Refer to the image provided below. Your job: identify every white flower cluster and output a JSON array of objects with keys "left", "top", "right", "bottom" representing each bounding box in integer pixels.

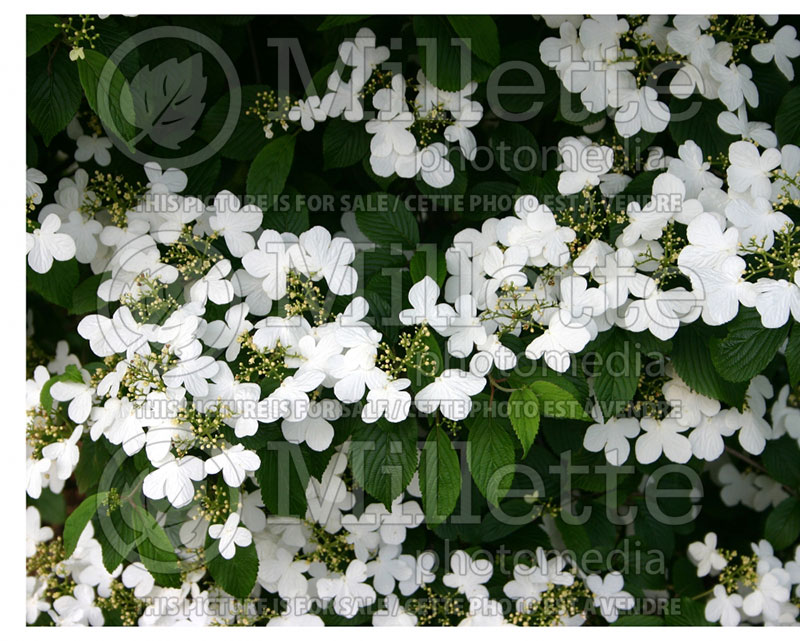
[
  {"left": 286, "top": 28, "right": 479, "bottom": 188},
  {"left": 688, "top": 533, "right": 800, "bottom": 626},
  {"left": 540, "top": 15, "right": 800, "bottom": 138}
]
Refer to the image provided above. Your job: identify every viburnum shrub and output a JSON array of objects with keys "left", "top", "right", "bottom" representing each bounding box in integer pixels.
[{"left": 25, "top": 13, "right": 800, "bottom": 627}]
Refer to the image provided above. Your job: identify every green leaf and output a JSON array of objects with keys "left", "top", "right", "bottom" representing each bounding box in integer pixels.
[
  {"left": 419, "top": 426, "right": 462, "bottom": 525},
  {"left": 762, "top": 436, "right": 800, "bottom": 489},
  {"left": 669, "top": 98, "right": 737, "bottom": 158},
  {"left": 317, "top": 16, "right": 369, "bottom": 31},
  {"left": 527, "top": 380, "right": 592, "bottom": 421},
  {"left": 27, "top": 15, "right": 61, "bottom": 57},
  {"left": 765, "top": 497, "right": 800, "bottom": 550},
  {"left": 27, "top": 50, "right": 83, "bottom": 144},
  {"left": 350, "top": 418, "right": 418, "bottom": 508},
  {"left": 592, "top": 329, "right": 642, "bottom": 420},
  {"left": 323, "top": 118, "right": 371, "bottom": 169},
  {"left": 255, "top": 439, "right": 309, "bottom": 517},
  {"left": 664, "top": 597, "right": 713, "bottom": 626},
  {"left": 710, "top": 308, "right": 789, "bottom": 382},
  {"left": 447, "top": 16, "right": 500, "bottom": 66},
  {"left": 488, "top": 121, "right": 539, "bottom": 182},
  {"left": 466, "top": 415, "right": 515, "bottom": 506},
  {"left": 409, "top": 248, "right": 447, "bottom": 286},
  {"left": 77, "top": 49, "right": 136, "bottom": 143},
  {"left": 775, "top": 86, "right": 800, "bottom": 146},
  {"left": 612, "top": 615, "right": 665, "bottom": 626},
  {"left": 786, "top": 323, "right": 800, "bottom": 388},
  {"left": 354, "top": 193, "right": 419, "bottom": 248},
  {"left": 64, "top": 492, "right": 109, "bottom": 557},
  {"left": 205, "top": 534, "right": 259, "bottom": 599},
  {"left": 31, "top": 488, "right": 66, "bottom": 526},
  {"left": 95, "top": 502, "right": 137, "bottom": 574},
  {"left": 671, "top": 324, "right": 747, "bottom": 407},
  {"left": 508, "top": 387, "right": 540, "bottom": 457},
  {"left": 199, "top": 84, "right": 272, "bottom": 161},
  {"left": 70, "top": 273, "right": 105, "bottom": 316},
  {"left": 414, "top": 16, "right": 475, "bottom": 92},
  {"left": 27, "top": 259, "right": 80, "bottom": 308},
  {"left": 246, "top": 135, "right": 296, "bottom": 208},
  {"left": 131, "top": 505, "right": 182, "bottom": 588}
]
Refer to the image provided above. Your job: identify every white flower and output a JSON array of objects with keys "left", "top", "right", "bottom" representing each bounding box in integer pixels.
[
  {"left": 258, "top": 370, "right": 325, "bottom": 423},
  {"left": 709, "top": 62, "right": 758, "bottom": 110},
  {"left": 77, "top": 306, "right": 156, "bottom": 359},
  {"left": 725, "top": 197, "right": 791, "bottom": 251},
  {"left": 415, "top": 369, "right": 486, "bottom": 421},
  {"left": 208, "top": 512, "right": 252, "bottom": 560},
  {"left": 26, "top": 213, "right": 76, "bottom": 273},
  {"left": 50, "top": 370, "right": 94, "bottom": 424},
  {"left": 442, "top": 550, "right": 492, "bottom": 599},
  {"left": 242, "top": 230, "right": 294, "bottom": 301},
  {"left": 121, "top": 562, "right": 155, "bottom": 598},
  {"left": 282, "top": 398, "right": 341, "bottom": 451},
  {"left": 742, "top": 564, "right": 791, "bottom": 620},
  {"left": 622, "top": 275, "right": 698, "bottom": 341},
  {"left": 398, "top": 276, "right": 454, "bottom": 331},
  {"left": 705, "top": 584, "right": 743, "bottom": 626},
  {"left": 189, "top": 259, "right": 234, "bottom": 306},
  {"left": 417, "top": 142, "right": 455, "bottom": 188},
  {"left": 688, "top": 533, "right": 728, "bottom": 577},
  {"left": 204, "top": 444, "right": 260, "bottom": 487},
  {"left": 75, "top": 133, "right": 112, "bottom": 166},
  {"left": 27, "top": 577, "right": 50, "bottom": 624},
  {"left": 754, "top": 277, "right": 800, "bottom": 328},
  {"left": 209, "top": 191, "right": 262, "bottom": 257},
  {"left": 202, "top": 302, "right": 252, "bottom": 362},
  {"left": 142, "top": 454, "right": 206, "bottom": 508},
  {"left": 496, "top": 195, "right": 576, "bottom": 267},
  {"left": 726, "top": 141, "right": 781, "bottom": 199},
  {"left": 614, "top": 86, "right": 670, "bottom": 137},
  {"left": 362, "top": 374, "right": 412, "bottom": 424},
  {"left": 26, "top": 506, "right": 53, "bottom": 557},
  {"left": 444, "top": 102, "right": 482, "bottom": 160},
  {"left": 751, "top": 25, "right": 800, "bottom": 80},
  {"left": 26, "top": 167, "right": 47, "bottom": 204},
  {"left": 258, "top": 545, "right": 309, "bottom": 598},
  {"left": 288, "top": 96, "right": 326, "bottom": 131},
  {"left": 289, "top": 226, "right": 357, "bottom": 295},
  {"left": 583, "top": 416, "right": 640, "bottom": 465},
  {"left": 667, "top": 140, "right": 722, "bottom": 199},
  {"left": 579, "top": 14, "right": 629, "bottom": 53},
  {"left": 163, "top": 355, "right": 220, "bottom": 397},
  {"left": 374, "top": 498, "right": 424, "bottom": 545},
  {"left": 469, "top": 334, "right": 517, "bottom": 377},
  {"left": 635, "top": 416, "right": 691, "bottom": 464},
  {"left": 52, "top": 584, "right": 104, "bottom": 626},
  {"left": 526, "top": 314, "right": 591, "bottom": 373},
  {"left": 41, "top": 425, "right": 83, "bottom": 481},
  {"left": 584, "top": 572, "right": 634, "bottom": 623},
  {"left": 445, "top": 294, "right": 486, "bottom": 358},
  {"left": 338, "top": 27, "right": 389, "bottom": 89},
  {"left": 366, "top": 544, "right": 413, "bottom": 595},
  {"left": 592, "top": 248, "right": 636, "bottom": 309},
  {"left": 717, "top": 106, "right": 778, "bottom": 148},
  {"left": 317, "top": 559, "right": 377, "bottom": 618},
  {"left": 556, "top": 136, "right": 613, "bottom": 195},
  {"left": 662, "top": 371, "right": 721, "bottom": 428},
  {"left": 717, "top": 463, "right": 757, "bottom": 507}
]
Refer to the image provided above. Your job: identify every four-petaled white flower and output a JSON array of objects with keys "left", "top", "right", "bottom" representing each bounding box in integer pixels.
[{"left": 208, "top": 512, "right": 252, "bottom": 560}]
